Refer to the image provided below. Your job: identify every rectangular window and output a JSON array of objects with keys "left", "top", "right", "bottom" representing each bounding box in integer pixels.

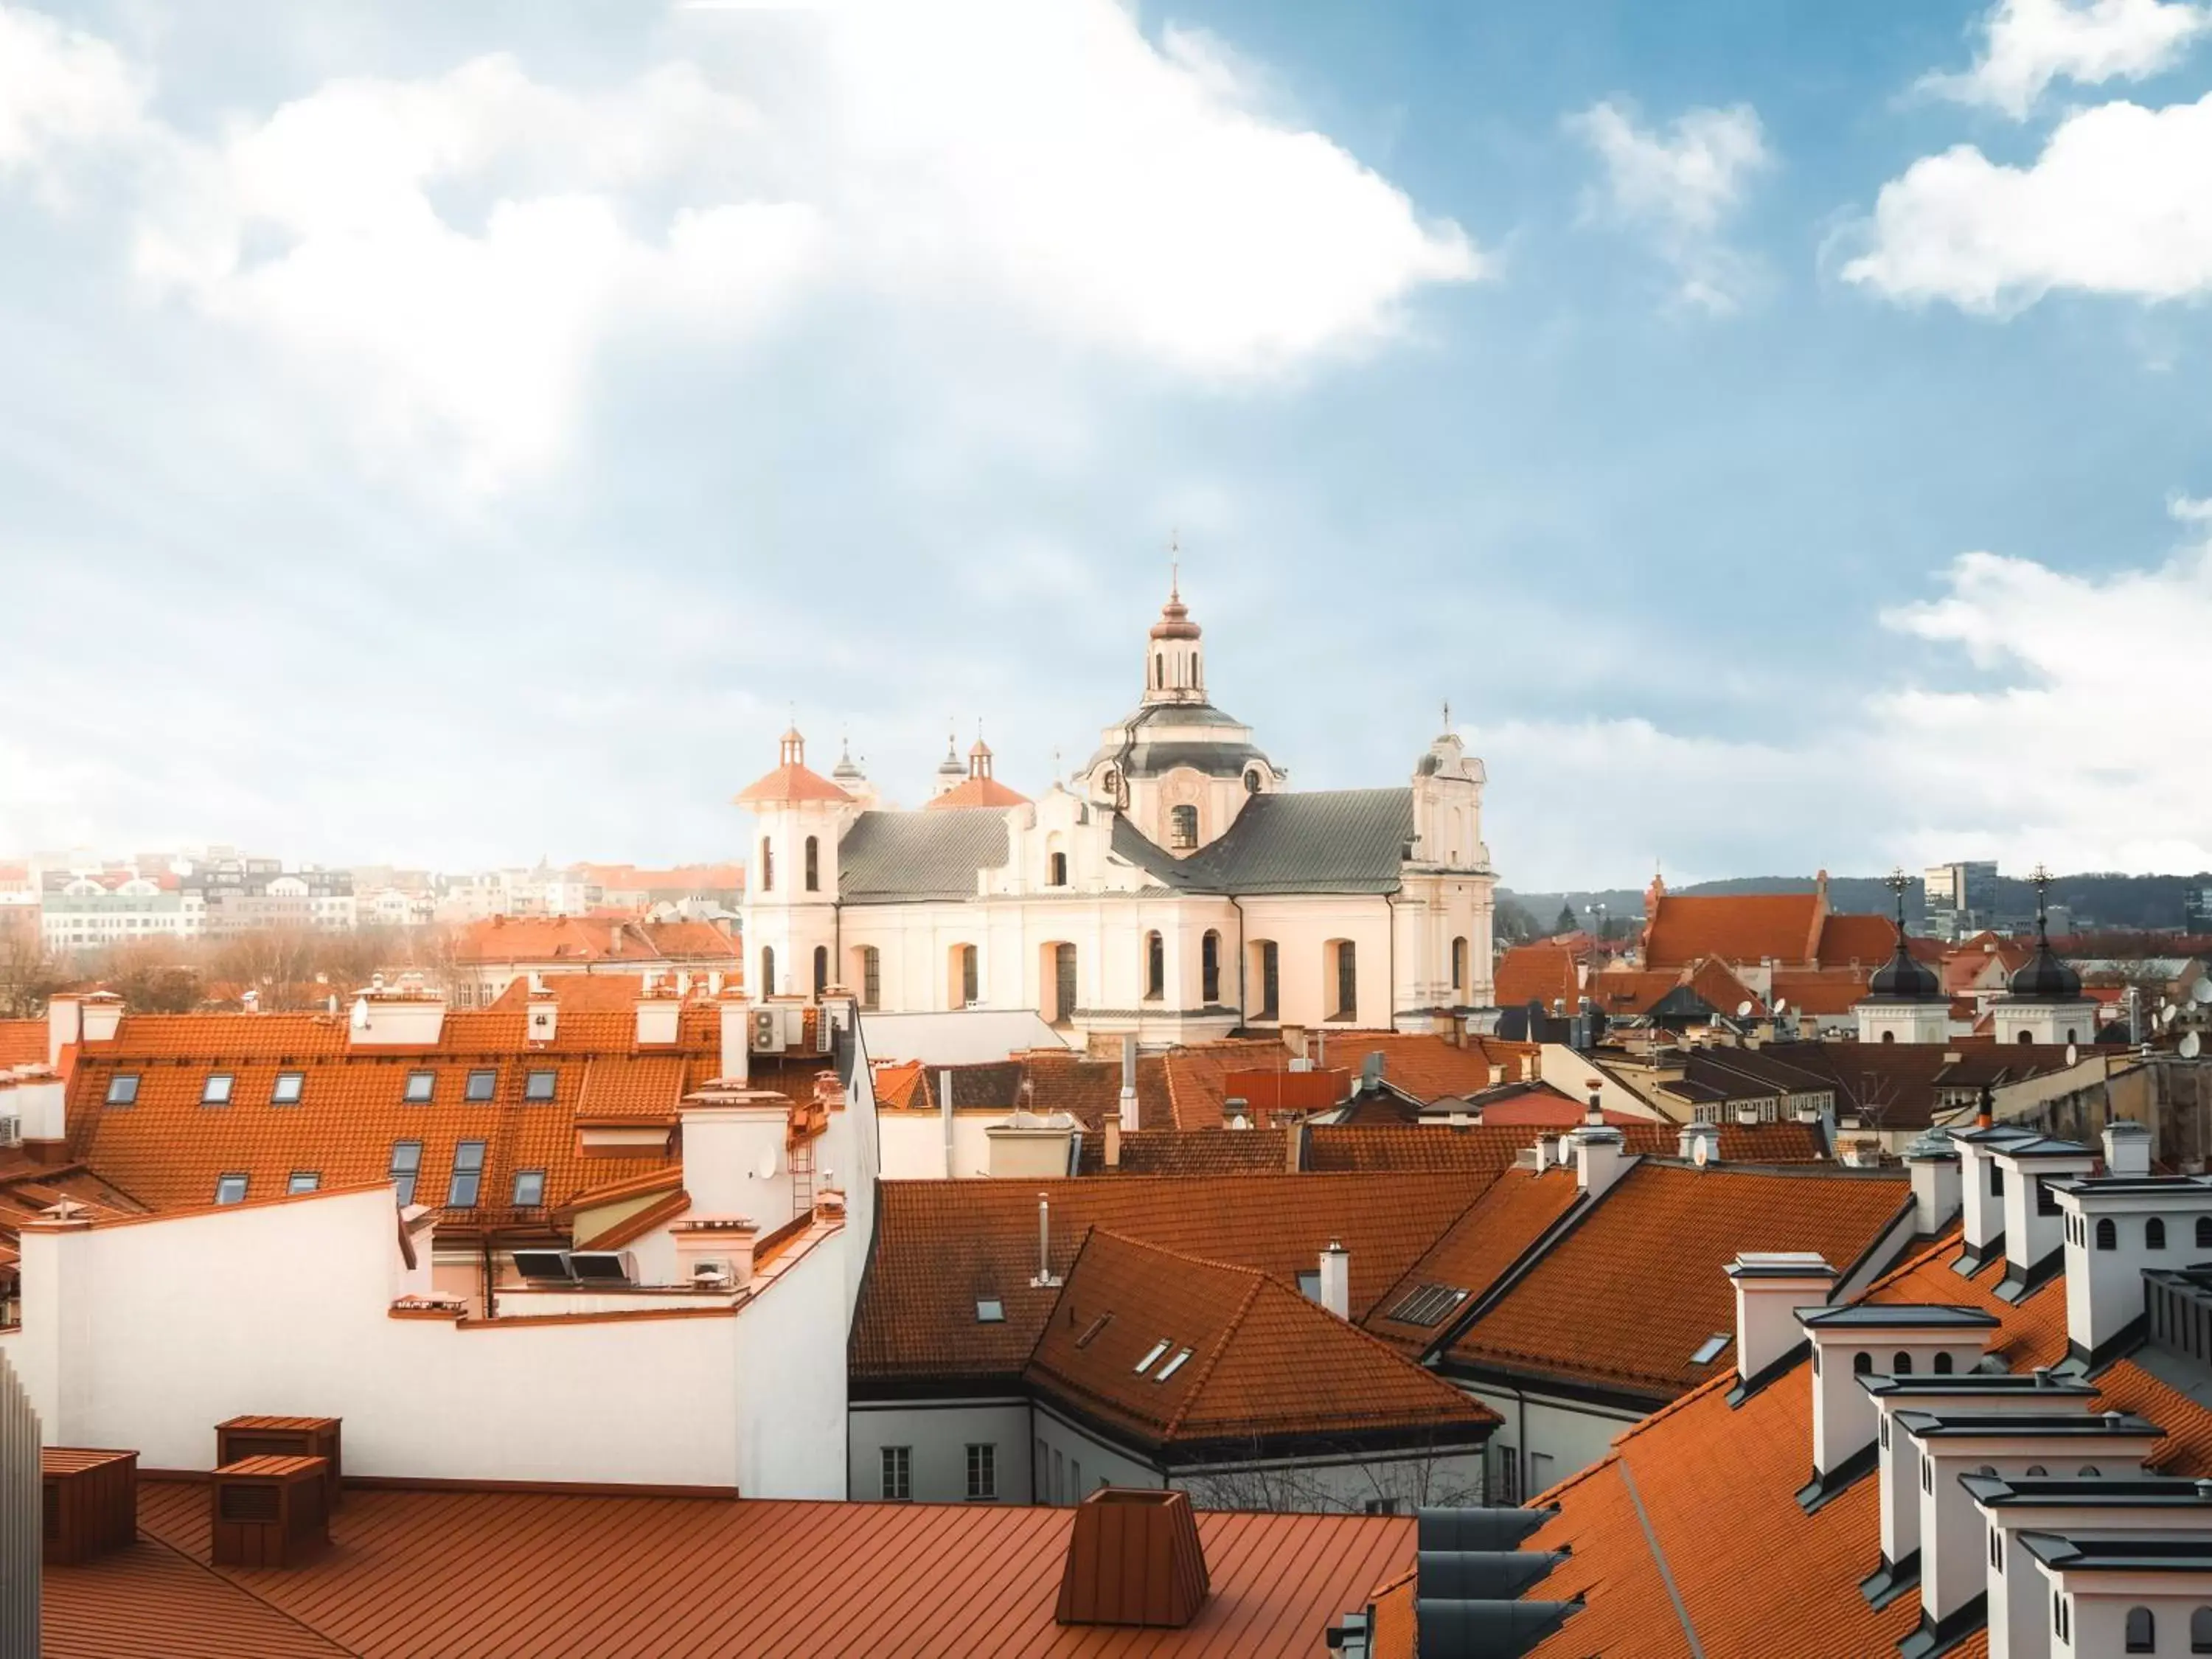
[
  {"left": 1036, "top": 1437, "right": 1048, "bottom": 1500},
  {"left": 201, "top": 1072, "right": 234, "bottom": 1106},
  {"left": 965, "top": 1443, "right": 996, "bottom": 1501},
  {"left": 389, "top": 1140, "right": 422, "bottom": 1206},
  {"left": 961, "top": 947, "right": 978, "bottom": 1005},
  {"left": 512, "top": 1169, "right": 546, "bottom": 1207},
  {"left": 403, "top": 1070, "right": 435, "bottom": 1104},
  {"left": 288, "top": 1172, "right": 319, "bottom": 1195},
  {"left": 1296, "top": 1269, "right": 1321, "bottom": 1301},
  {"left": 524, "top": 1069, "right": 557, "bottom": 1102},
  {"left": 1256, "top": 941, "right": 1279, "bottom": 1020},
  {"left": 862, "top": 947, "right": 881, "bottom": 1012},
  {"left": 880, "top": 1445, "right": 911, "bottom": 1502},
  {"left": 1364, "top": 1498, "right": 1400, "bottom": 1515},
  {"left": 214, "top": 1173, "right": 248, "bottom": 1206},
  {"left": 271, "top": 1071, "right": 304, "bottom": 1105},
  {"left": 448, "top": 1140, "right": 487, "bottom": 1207},
  {"left": 465, "top": 1068, "right": 496, "bottom": 1102},
  {"left": 1992, "top": 1163, "right": 2004, "bottom": 1197},
  {"left": 2036, "top": 1178, "right": 2060, "bottom": 1217},
  {"left": 1493, "top": 1443, "right": 1521, "bottom": 1506},
  {"left": 1071, "top": 1459, "right": 1080, "bottom": 1497},
  {"left": 1529, "top": 1452, "right": 1555, "bottom": 1495},
  {"left": 105, "top": 1074, "right": 139, "bottom": 1106},
  {"left": 1334, "top": 942, "right": 1357, "bottom": 1020},
  {"left": 1053, "top": 1448, "right": 1065, "bottom": 1506}
]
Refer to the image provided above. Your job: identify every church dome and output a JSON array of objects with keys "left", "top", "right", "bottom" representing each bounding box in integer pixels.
[
  {"left": 1868, "top": 942, "right": 1941, "bottom": 1000},
  {"left": 1149, "top": 582, "right": 1201, "bottom": 641},
  {"left": 2008, "top": 942, "right": 2081, "bottom": 1001}
]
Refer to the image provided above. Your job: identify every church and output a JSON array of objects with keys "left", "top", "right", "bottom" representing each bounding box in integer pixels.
[{"left": 735, "top": 582, "right": 1499, "bottom": 1046}]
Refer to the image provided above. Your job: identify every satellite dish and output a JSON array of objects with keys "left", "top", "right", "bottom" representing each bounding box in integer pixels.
[
  {"left": 1735, "top": 1001, "right": 1753, "bottom": 1018},
  {"left": 2065, "top": 1042, "right": 2078, "bottom": 1066},
  {"left": 2163, "top": 1005, "right": 2180, "bottom": 1027},
  {"left": 2184, "top": 1032, "right": 2203, "bottom": 1060},
  {"left": 349, "top": 996, "right": 370, "bottom": 1032},
  {"left": 1693, "top": 1136, "right": 1711, "bottom": 1168},
  {"left": 2194, "top": 978, "right": 2212, "bottom": 1006},
  {"left": 756, "top": 1147, "right": 779, "bottom": 1180},
  {"left": 1773, "top": 999, "right": 1789, "bottom": 1017}
]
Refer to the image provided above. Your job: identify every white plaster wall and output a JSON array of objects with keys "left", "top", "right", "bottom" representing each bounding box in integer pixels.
[
  {"left": 10, "top": 1190, "right": 847, "bottom": 1495},
  {"left": 877, "top": 1113, "right": 999, "bottom": 1180},
  {"left": 847, "top": 1400, "right": 1031, "bottom": 1503},
  {"left": 1463, "top": 1385, "right": 1643, "bottom": 1496},
  {"left": 1033, "top": 1402, "right": 1160, "bottom": 1502}
]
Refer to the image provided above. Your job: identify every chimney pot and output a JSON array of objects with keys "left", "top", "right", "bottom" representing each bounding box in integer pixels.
[{"left": 1054, "top": 1489, "right": 1210, "bottom": 1630}]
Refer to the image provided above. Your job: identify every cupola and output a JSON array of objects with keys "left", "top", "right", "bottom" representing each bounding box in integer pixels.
[{"left": 1141, "top": 574, "right": 1206, "bottom": 706}]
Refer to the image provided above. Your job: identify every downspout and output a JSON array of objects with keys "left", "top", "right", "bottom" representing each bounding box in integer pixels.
[
  {"left": 1385, "top": 892, "right": 1397, "bottom": 1034},
  {"left": 1229, "top": 894, "right": 1248, "bottom": 1024}
]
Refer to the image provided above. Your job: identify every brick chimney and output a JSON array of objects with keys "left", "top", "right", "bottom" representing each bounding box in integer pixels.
[{"left": 1054, "top": 1489, "right": 1210, "bottom": 1630}]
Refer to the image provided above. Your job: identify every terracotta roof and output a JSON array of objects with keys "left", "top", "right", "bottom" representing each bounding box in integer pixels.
[
  {"left": 1815, "top": 912, "right": 1899, "bottom": 967},
  {"left": 1025, "top": 1230, "right": 1495, "bottom": 1452},
  {"left": 853, "top": 1174, "right": 1492, "bottom": 1390},
  {"left": 1475, "top": 1087, "right": 1635, "bottom": 1127},
  {"left": 731, "top": 757, "right": 852, "bottom": 806},
  {"left": 456, "top": 916, "right": 737, "bottom": 967},
  {"left": 924, "top": 774, "right": 1032, "bottom": 810},
  {"left": 1074, "top": 1128, "right": 1293, "bottom": 1177},
  {"left": 1645, "top": 891, "right": 1822, "bottom": 969},
  {"left": 0, "top": 1018, "right": 43, "bottom": 1068},
  {"left": 1362, "top": 1166, "right": 1583, "bottom": 1355},
  {"left": 487, "top": 974, "right": 686, "bottom": 1012},
  {"left": 46, "top": 1478, "right": 1415, "bottom": 1658},
  {"left": 1493, "top": 942, "right": 1582, "bottom": 1012},
  {"left": 1768, "top": 966, "right": 1879, "bottom": 1016},
  {"left": 1444, "top": 1161, "right": 1913, "bottom": 1401},
  {"left": 1301, "top": 1121, "right": 1826, "bottom": 1175},
  {"left": 1158, "top": 1034, "right": 1537, "bottom": 1127},
  {"left": 1520, "top": 1233, "right": 2212, "bottom": 1659}
]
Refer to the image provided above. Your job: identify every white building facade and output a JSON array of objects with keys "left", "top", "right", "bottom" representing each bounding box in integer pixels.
[{"left": 740, "top": 587, "right": 1500, "bottom": 1046}]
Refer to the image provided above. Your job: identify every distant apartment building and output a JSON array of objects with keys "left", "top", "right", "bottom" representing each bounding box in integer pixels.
[
  {"left": 184, "top": 856, "right": 355, "bottom": 936},
  {"left": 1923, "top": 859, "right": 1997, "bottom": 940},
  {"left": 41, "top": 870, "right": 204, "bottom": 953}
]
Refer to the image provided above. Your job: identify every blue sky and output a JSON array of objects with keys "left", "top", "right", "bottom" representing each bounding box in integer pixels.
[{"left": 5, "top": 0, "right": 2212, "bottom": 887}]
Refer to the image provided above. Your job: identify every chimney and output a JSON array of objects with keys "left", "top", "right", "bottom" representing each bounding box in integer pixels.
[
  {"left": 1032, "top": 1194, "right": 1062, "bottom": 1288},
  {"left": 46, "top": 995, "right": 82, "bottom": 1066},
  {"left": 2058, "top": 1174, "right": 2212, "bottom": 1363},
  {"left": 1571, "top": 1125, "right": 1630, "bottom": 1200},
  {"left": 524, "top": 985, "right": 557, "bottom": 1046},
  {"left": 1723, "top": 1252, "right": 1835, "bottom": 1393},
  {"left": 1904, "top": 1130, "right": 1962, "bottom": 1236},
  {"left": 1992, "top": 1137, "right": 2096, "bottom": 1299},
  {"left": 1103, "top": 1110, "right": 1121, "bottom": 1169},
  {"left": 1055, "top": 1489, "right": 1209, "bottom": 1630},
  {"left": 13, "top": 1068, "right": 66, "bottom": 1158},
  {"left": 1677, "top": 1121, "right": 1722, "bottom": 1166},
  {"left": 635, "top": 987, "right": 680, "bottom": 1047},
  {"left": 1955, "top": 1127, "right": 2031, "bottom": 1270},
  {"left": 77, "top": 992, "right": 123, "bottom": 1046},
  {"left": 2102, "top": 1120, "right": 2152, "bottom": 1178},
  {"left": 1283, "top": 1119, "right": 1305, "bottom": 1174},
  {"left": 1119, "top": 1034, "right": 1140, "bottom": 1133},
  {"left": 1793, "top": 1304, "right": 1998, "bottom": 1497},
  {"left": 1318, "top": 1239, "right": 1349, "bottom": 1320},
  {"left": 716, "top": 995, "right": 753, "bottom": 1087}
]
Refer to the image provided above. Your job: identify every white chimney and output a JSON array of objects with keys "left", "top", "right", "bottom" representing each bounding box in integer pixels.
[
  {"left": 45, "top": 995, "right": 82, "bottom": 1066},
  {"left": 77, "top": 992, "right": 123, "bottom": 1046},
  {"left": 1572, "top": 1126, "right": 1630, "bottom": 1199},
  {"left": 1955, "top": 1127, "right": 2034, "bottom": 1270},
  {"left": 635, "top": 990, "right": 680, "bottom": 1047},
  {"left": 2057, "top": 1174, "right": 2212, "bottom": 1364},
  {"left": 1795, "top": 1305, "right": 1999, "bottom": 1494},
  {"left": 1318, "top": 1239, "right": 1350, "bottom": 1321},
  {"left": 1119, "top": 1034, "right": 1140, "bottom": 1133},
  {"left": 10, "top": 1071, "right": 66, "bottom": 1150},
  {"left": 1724, "top": 1252, "right": 1835, "bottom": 1391},
  {"left": 1905, "top": 1130, "right": 1963, "bottom": 1237},
  {"left": 1993, "top": 1138, "right": 2097, "bottom": 1298},
  {"left": 678, "top": 1083, "right": 798, "bottom": 1230},
  {"left": 349, "top": 987, "right": 449, "bottom": 1048},
  {"left": 524, "top": 989, "right": 557, "bottom": 1046},
  {"left": 716, "top": 995, "right": 752, "bottom": 1086},
  {"left": 2101, "top": 1120, "right": 2152, "bottom": 1178}
]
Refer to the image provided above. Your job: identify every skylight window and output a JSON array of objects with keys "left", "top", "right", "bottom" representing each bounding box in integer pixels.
[
  {"left": 288, "top": 1172, "right": 319, "bottom": 1195},
  {"left": 389, "top": 1140, "right": 423, "bottom": 1206},
  {"left": 214, "top": 1173, "right": 248, "bottom": 1206},
  {"left": 975, "top": 1298, "right": 1006, "bottom": 1324},
  {"left": 201, "top": 1073, "right": 234, "bottom": 1106},
  {"left": 524, "top": 1068, "right": 557, "bottom": 1102},
  {"left": 1076, "top": 1313, "right": 1113, "bottom": 1349},
  {"left": 1386, "top": 1283, "right": 1470, "bottom": 1326},
  {"left": 1296, "top": 1270, "right": 1322, "bottom": 1301},
  {"left": 1689, "top": 1333, "right": 1732, "bottom": 1366},
  {"left": 1133, "top": 1339, "right": 1171, "bottom": 1375},
  {"left": 447, "top": 1140, "right": 487, "bottom": 1208},
  {"left": 403, "top": 1071, "right": 435, "bottom": 1104},
  {"left": 105, "top": 1074, "right": 139, "bottom": 1107},
  {"left": 1154, "top": 1347, "right": 1194, "bottom": 1382},
  {"left": 271, "top": 1071, "right": 304, "bottom": 1105},
  {"left": 465, "top": 1068, "right": 497, "bottom": 1102},
  {"left": 511, "top": 1169, "right": 546, "bottom": 1207}
]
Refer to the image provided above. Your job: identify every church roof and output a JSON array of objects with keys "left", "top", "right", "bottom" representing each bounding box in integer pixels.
[
  {"left": 925, "top": 775, "right": 1030, "bottom": 812},
  {"left": 732, "top": 761, "right": 851, "bottom": 806},
  {"left": 838, "top": 809, "right": 1010, "bottom": 902},
  {"left": 1177, "top": 789, "right": 1416, "bottom": 895},
  {"left": 1088, "top": 702, "right": 1273, "bottom": 780}
]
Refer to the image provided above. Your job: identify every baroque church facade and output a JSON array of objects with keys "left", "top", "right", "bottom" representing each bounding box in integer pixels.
[{"left": 736, "top": 585, "right": 1498, "bottom": 1046}]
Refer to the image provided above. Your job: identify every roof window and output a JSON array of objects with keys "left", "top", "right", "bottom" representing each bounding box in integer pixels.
[
  {"left": 104, "top": 1074, "right": 139, "bottom": 1107},
  {"left": 403, "top": 1071, "right": 435, "bottom": 1105},
  {"left": 271, "top": 1071, "right": 304, "bottom": 1106},
  {"left": 287, "top": 1172, "right": 319, "bottom": 1195},
  {"left": 1154, "top": 1346, "right": 1194, "bottom": 1382},
  {"left": 447, "top": 1140, "right": 487, "bottom": 1208},
  {"left": 524, "top": 1068, "right": 557, "bottom": 1102},
  {"left": 1076, "top": 1313, "right": 1113, "bottom": 1349},
  {"left": 1297, "top": 1269, "right": 1321, "bottom": 1301},
  {"left": 1386, "top": 1282, "right": 1470, "bottom": 1326},
  {"left": 389, "top": 1140, "right": 422, "bottom": 1206},
  {"left": 1134, "top": 1339, "right": 1171, "bottom": 1374},
  {"left": 511, "top": 1169, "right": 545, "bottom": 1208},
  {"left": 465, "top": 1068, "right": 496, "bottom": 1102},
  {"left": 975, "top": 1298, "right": 1006, "bottom": 1324},
  {"left": 214, "top": 1173, "right": 248, "bottom": 1206},
  {"left": 201, "top": 1073, "right": 234, "bottom": 1106},
  {"left": 1689, "top": 1333, "right": 1732, "bottom": 1366}
]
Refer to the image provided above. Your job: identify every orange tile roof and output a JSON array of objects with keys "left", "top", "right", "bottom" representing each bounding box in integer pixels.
[
  {"left": 455, "top": 916, "right": 737, "bottom": 967},
  {"left": 1445, "top": 1162, "right": 1913, "bottom": 1401},
  {"left": 1816, "top": 912, "right": 1899, "bottom": 967},
  {"left": 46, "top": 1478, "right": 1415, "bottom": 1658},
  {"left": 924, "top": 774, "right": 1032, "bottom": 810},
  {"left": 1074, "top": 1129, "right": 1293, "bottom": 1177},
  {"left": 487, "top": 973, "right": 677, "bottom": 1012},
  {"left": 1158, "top": 1034, "right": 1537, "bottom": 1127},
  {"left": 1301, "top": 1121, "right": 1826, "bottom": 1176},
  {"left": 1768, "top": 966, "right": 1879, "bottom": 1016},
  {"left": 1026, "top": 1231, "right": 1495, "bottom": 1451},
  {"left": 1645, "top": 891, "right": 1822, "bottom": 969},
  {"left": 0, "top": 1018, "right": 44, "bottom": 1068},
  {"left": 731, "top": 758, "right": 852, "bottom": 805},
  {"left": 1494, "top": 942, "right": 1582, "bottom": 1012},
  {"left": 1363, "top": 1166, "right": 1583, "bottom": 1355},
  {"left": 854, "top": 1174, "right": 1492, "bottom": 1390},
  {"left": 1520, "top": 1233, "right": 2212, "bottom": 1659}
]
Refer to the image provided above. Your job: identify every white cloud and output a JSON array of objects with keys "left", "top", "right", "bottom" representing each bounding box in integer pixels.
[
  {"left": 0, "top": 4, "right": 145, "bottom": 188},
  {"left": 1480, "top": 495, "right": 2212, "bottom": 886},
  {"left": 1, "top": 1, "right": 1482, "bottom": 493},
  {"left": 1568, "top": 100, "right": 1770, "bottom": 313},
  {"left": 1843, "top": 94, "right": 2212, "bottom": 309},
  {"left": 1923, "top": 0, "right": 2211, "bottom": 119}
]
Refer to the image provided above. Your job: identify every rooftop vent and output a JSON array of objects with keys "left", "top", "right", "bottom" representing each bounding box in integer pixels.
[
  {"left": 209, "top": 1455, "right": 331, "bottom": 1569},
  {"left": 216, "top": 1416, "right": 341, "bottom": 1512},
  {"left": 1054, "top": 1488, "right": 1209, "bottom": 1630},
  {"left": 42, "top": 1448, "right": 137, "bottom": 1565}
]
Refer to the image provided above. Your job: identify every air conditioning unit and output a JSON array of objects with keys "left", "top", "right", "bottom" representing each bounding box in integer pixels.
[
  {"left": 0, "top": 1116, "right": 19, "bottom": 1147},
  {"left": 750, "top": 1007, "right": 782, "bottom": 1053},
  {"left": 568, "top": 1250, "right": 636, "bottom": 1285}
]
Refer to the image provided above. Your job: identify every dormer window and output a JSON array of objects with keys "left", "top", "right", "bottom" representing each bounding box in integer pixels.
[
  {"left": 214, "top": 1173, "right": 248, "bottom": 1206},
  {"left": 201, "top": 1073, "right": 234, "bottom": 1106},
  {"left": 1244, "top": 768, "right": 1262, "bottom": 794}
]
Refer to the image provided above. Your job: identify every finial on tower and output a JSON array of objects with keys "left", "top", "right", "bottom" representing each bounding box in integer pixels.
[
  {"left": 1885, "top": 866, "right": 1910, "bottom": 927},
  {"left": 1441, "top": 698, "right": 1452, "bottom": 732},
  {"left": 1169, "top": 528, "right": 1180, "bottom": 602}
]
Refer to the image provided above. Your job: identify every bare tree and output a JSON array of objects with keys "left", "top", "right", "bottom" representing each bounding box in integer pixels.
[
  {"left": 0, "top": 920, "right": 66, "bottom": 1018},
  {"left": 1177, "top": 1435, "right": 1487, "bottom": 1514}
]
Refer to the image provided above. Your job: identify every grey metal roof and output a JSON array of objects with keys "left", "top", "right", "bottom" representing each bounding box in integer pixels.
[
  {"left": 1086, "top": 701, "right": 1275, "bottom": 779},
  {"left": 837, "top": 810, "right": 1008, "bottom": 902},
  {"left": 1175, "top": 789, "right": 1414, "bottom": 894}
]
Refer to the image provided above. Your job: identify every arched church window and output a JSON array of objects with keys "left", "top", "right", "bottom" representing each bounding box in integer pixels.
[
  {"left": 1244, "top": 768, "right": 1262, "bottom": 795},
  {"left": 1144, "top": 932, "right": 1165, "bottom": 1001},
  {"left": 1048, "top": 852, "right": 1068, "bottom": 887},
  {"left": 1329, "top": 941, "right": 1357, "bottom": 1023},
  {"left": 1202, "top": 932, "right": 1221, "bottom": 1004},
  {"left": 2018, "top": 1030, "right": 2034, "bottom": 1044},
  {"left": 1170, "top": 805, "right": 1197, "bottom": 849},
  {"left": 858, "top": 947, "right": 880, "bottom": 1012},
  {"left": 1881, "top": 1031, "right": 1896, "bottom": 1043},
  {"left": 1253, "top": 940, "right": 1279, "bottom": 1020},
  {"left": 1451, "top": 936, "right": 1469, "bottom": 1001},
  {"left": 813, "top": 946, "right": 828, "bottom": 997},
  {"left": 760, "top": 947, "right": 776, "bottom": 997},
  {"left": 761, "top": 837, "right": 774, "bottom": 892},
  {"left": 804, "top": 836, "right": 819, "bottom": 892}
]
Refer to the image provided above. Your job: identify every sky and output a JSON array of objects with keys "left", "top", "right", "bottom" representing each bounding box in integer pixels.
[{"left": 6, "top": 0, "right": 2212, "bottom": 888}]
